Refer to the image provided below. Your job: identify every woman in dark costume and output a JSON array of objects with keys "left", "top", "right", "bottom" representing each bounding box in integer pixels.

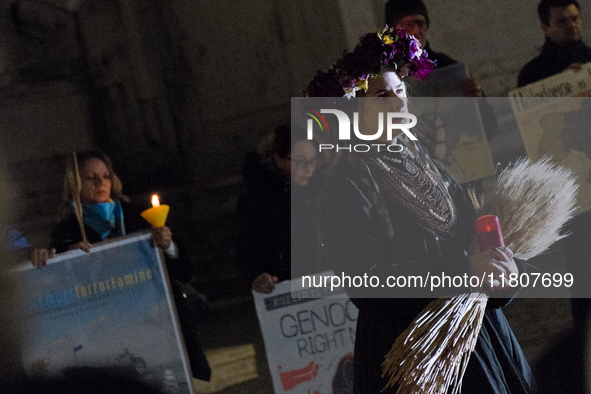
[{"left": 306, "top": 28, "right": 535, "bottom": 393}]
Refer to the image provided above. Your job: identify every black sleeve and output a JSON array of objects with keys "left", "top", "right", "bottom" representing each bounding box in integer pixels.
[
  {"left": 319, "top": 174, "right": 471, "bottom": 303},
  {"left": 517, "top": 60, "right": 548, "bottom": 88},
  {"left": 235, "top": 191, "right": 279, "bottom": 289},
  {"left": 49, "top": 216, "right": 83, "bottom": 254},
  {"left": 164, "top": 237, "right": 194, "bottom": 284},
  {"left": 517, "top": 66, "right": 535, "bottom": 88}
]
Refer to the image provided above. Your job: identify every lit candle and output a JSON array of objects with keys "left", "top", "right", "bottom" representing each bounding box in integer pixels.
[
  {"left": 474, "top": 215, "right": 505, "bottom": 252},
  {"left": 142, "top": 194, "right": 169, "bottom": 227},
  {"left": 152, "top": 195, "right": 160, "bottom": 208}
]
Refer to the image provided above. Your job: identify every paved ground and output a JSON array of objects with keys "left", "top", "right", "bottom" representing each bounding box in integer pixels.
[
  {"left": 199, "top": 297, "right": 274, "bottom": 394},
  {"left": 197, "top": 297, "right": 579, "bottom": 393},
  {"left": 197, "top": 247, "right": 583, "bottom": 393}
]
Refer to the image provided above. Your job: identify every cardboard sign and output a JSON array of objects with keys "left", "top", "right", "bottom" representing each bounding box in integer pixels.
[{"left": 509, "top": 63, "right": 591, "bottom": 214}]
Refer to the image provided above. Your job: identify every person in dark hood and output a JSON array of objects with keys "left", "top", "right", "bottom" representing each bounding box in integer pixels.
[
  {"left": 518, "top": 0, "right": 591, "bottom": 87},
  {"left": 236, "top": 124, "right": 322, "bottom": 294}
]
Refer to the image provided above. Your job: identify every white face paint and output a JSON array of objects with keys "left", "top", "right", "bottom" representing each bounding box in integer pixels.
[{"left": 358, "top": 71, "right": 408, "bottom": 143}]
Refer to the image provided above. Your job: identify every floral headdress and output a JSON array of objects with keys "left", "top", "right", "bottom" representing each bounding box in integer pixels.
[{"left": 306, "top": 27, "right": 435, "bottom": 98}]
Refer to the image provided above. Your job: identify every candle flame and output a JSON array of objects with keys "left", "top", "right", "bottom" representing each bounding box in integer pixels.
[{"left": 151, "top": 195, "right": 160, "bottom": 208}]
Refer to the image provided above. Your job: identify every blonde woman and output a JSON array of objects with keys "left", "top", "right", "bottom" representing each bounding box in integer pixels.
[{"left": 31, "top": 149, "right": 173, "bottom": 268}]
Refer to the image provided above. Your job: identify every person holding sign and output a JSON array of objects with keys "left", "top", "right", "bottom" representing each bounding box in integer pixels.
[
  {"left": 385, "top": 0, "right": 485, "bottom": 98},
  {"left": 384, "top": 0, "right": 498, "bottom": 144},
  {"left": 518, "top": 0, "right": 591, "bottom": 87},
  {"left": 518, "top": 0, "right": 591, "bottom": 359},
  {"left": 306, "top": 28, "right": 534, "bottom": 393},
  {"left": 236, "top": 125, "right": 324, "bottom": 294},
  {"left": 29, "top": 149, "right": 211, "bottom": 382},
  {"left": 31, "top": 150, "right": 175, "bottom": 267}
]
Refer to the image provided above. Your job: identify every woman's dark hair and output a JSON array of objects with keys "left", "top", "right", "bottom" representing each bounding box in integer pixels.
[
  {"left": 258, "top": 124, "right": 312, "bottom": 160},
  {"left": 63, "top": 149, "right": 127, "bottom": 203},
  {"left": 538, "top": 0, "right": 580, "bottom": 26},
  {"left": 271, "top": 124, "right": 292, "bottom": 158}
]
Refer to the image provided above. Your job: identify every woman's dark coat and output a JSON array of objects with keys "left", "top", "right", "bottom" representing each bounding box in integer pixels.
[
  {"left": 320, "top": 153, "right": 535, "bottom": 393},
  {"left": 236, "top": 152, "right": 326, "bottom": 288}
]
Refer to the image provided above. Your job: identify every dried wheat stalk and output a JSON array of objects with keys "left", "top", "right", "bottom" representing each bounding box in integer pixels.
[
  {"left": 470, "top": 157, "right": 578, "bottom": 260},
  {"left": 382, "top": 157, "right": 578, "bottom": 394}
]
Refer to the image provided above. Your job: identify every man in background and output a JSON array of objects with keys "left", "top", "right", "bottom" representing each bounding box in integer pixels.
[
  {"left": 384, "top": 0, "right": 483, "bottom": 97},
  {"left": 518, "top": 0, "right": 591, "bottom": 87},
  {"left": 385, "top": 0, "right": 456, "bottom": 68},
  {"left": 384, "top": 0, "right": 497, "bottom": 145}
]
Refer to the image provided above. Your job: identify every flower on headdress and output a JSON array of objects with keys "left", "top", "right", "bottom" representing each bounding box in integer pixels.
[
  {"left": 355, "top": 76, "right": 369, "bottom": 93},
  {"left": 377, "top": 26, "right": 399, "bottom": 45},
  {"left": 306, "top": 27, "right": 436, "bottom": 97},
  {"left": 339, "top": 74, "right": 356, "bottom": 91},
  {"left": 382, "top": 35, "right": 395, "bottom": 44},
  {"left": 408, "top": 52, "right": 436, "bottom": 81},
  {"left": 408, "top": 37, "right": 423, "bottom": 60},
  {"left": 343, "top": 87, "right": 357, "bottom": 99}
]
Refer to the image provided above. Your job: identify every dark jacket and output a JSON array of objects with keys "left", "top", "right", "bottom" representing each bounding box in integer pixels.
[
  {"left": 236, "top": 152, "right": 326, "bottom": 289},
  {"left": 518, "top": 39, "right": 591, "bottom": 87},
  {"left": 424, "top": 41, "right": 458, "bottom": 69},
  {"left": 49, "top": 201, "right": 147, "bottom": 251},
  {"left": 320, "top": 151, "right": 534, "bottom": 393}
]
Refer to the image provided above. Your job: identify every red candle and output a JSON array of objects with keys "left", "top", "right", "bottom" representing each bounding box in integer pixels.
[{"left": 475, "top": 215, "right": 505, "bottom": 252}]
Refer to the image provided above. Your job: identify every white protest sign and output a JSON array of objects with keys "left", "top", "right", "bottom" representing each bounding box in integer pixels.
[{"left": 253, "top": 273, "right": 358, "bottom": 393}]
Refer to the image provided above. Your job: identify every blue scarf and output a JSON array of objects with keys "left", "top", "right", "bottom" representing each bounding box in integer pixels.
[{"left": 74, "top": 200, "right": 126, "bottom": 240}]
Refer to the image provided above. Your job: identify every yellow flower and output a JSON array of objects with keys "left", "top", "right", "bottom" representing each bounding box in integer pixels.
[
  {"left": 378, "top": 26, "right": 395, "bottom": 44},
  {"left": 355, "top": 77, "right": 369, "bottom": 92},
  {"left": 382, "top": 35, "right": 394, "bottom": 44}
]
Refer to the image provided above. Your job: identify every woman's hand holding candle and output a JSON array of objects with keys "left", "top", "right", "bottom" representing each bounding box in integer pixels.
[
  {"left": 468, "top": 215, "right": 517, "bottom": 292},
  {"left": 469, "top": 247, "right": 518, "bottom": 291},
  {"left": 151, "top": 226, "right": 172, "bottom": 249}
]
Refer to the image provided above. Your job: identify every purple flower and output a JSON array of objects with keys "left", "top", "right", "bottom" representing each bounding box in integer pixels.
[
  {"left": 339, "top": 74, "right": 356, "bottom": 91},
  {"left": 408, "top": 38, "right": 423, "bottom": 60},
  {"left": 304, "top": 27, "right": 435, "bottom": 96},
  {"left": 409, "top": 55, "right": 436, "bottom": 81}
]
